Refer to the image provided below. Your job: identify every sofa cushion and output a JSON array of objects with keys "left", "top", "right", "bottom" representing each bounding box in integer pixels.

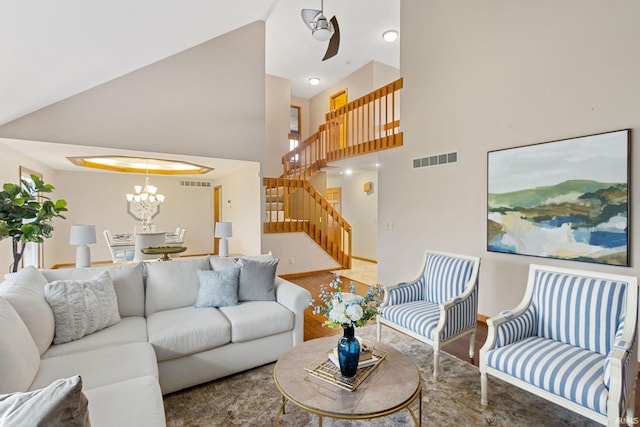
[
  {"left": 486, "top": 336, "right": 608, "bottom": 415},
  {"left": 236, "top": 258, "right": 279, "bottom": 301},
  {"left": 84, "top": 376, "right": 165, "bottom": 427},
  {"left": 0, "top": 298, "right": 40, "bottom": 393},
  {"left": 209, "top": 256, "right": 237, "bottom": 271},
  {"left": 0, "top": 376, "right": 89, "bottom": 427},
  {"left": 42, "top": 317, "right": 148, "bottom": 359},
  {"left": 195, "top": 268, "right": 240, "bottom": 308},
  {"left": 145, "top": 256, "right": 211, "bottom": 316},
  {"left": 31, "top": 342, "right": 158, "bottom": 391},
  {"left": 219, "top": 301, "right": 294, "bottom": 343},
  {"left": 42, "top": 262, "right": 145, "bottom": 318},
  {"left": 147, "top": 306, "right": 231, "bottom": 361},
  {"left": 45, "top": 271, "right": 121, "bottom": 345},
  {"left": 0, "top": 265, "right": 55, "bottom": 355}
]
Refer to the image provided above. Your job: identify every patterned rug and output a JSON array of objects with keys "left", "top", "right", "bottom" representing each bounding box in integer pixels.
[{"left": 163, "top": 325, "right": 599, "bottom": 426}]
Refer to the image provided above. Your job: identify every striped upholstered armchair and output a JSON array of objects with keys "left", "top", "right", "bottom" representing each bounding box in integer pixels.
[
  {"left": 480, "top": 264, "right": 638, "bottom": 426},
  {"left": 376, "top": 250, "right": 480, "bottom": 378}
]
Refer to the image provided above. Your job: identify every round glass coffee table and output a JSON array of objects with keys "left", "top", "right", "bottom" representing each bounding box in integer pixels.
[{"left": 274, "top": 335, "right": 422, "bottom": 426}]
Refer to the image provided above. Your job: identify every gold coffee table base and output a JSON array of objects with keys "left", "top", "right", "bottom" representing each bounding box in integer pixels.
[{"left": 274, "top": 336, "right": 422, "bottom": 426}]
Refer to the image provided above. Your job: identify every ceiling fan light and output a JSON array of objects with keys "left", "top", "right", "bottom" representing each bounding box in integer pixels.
[
  {"left": 312, "top": 15, "right": 333, "bottom": 41},
  {"left": 382, "top": 30, "right": 399, "bottom": 43}
]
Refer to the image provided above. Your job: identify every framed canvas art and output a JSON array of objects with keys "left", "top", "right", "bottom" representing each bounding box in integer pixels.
[{"left": 487, "top": 129, "right": 630, "bottom": 266}]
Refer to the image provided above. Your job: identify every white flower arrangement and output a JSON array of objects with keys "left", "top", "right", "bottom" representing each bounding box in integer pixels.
[{"left": 310, "top": 273, "right": 383, "bottom": 329}]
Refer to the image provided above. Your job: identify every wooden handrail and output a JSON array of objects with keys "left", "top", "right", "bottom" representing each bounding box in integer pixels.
[
  {"left": 266, "top": 78, "right": 403, "bottom": 269},
  {"left": 282, "top": 78, "right": 403, "bottom": 179},
  {"left": 263, "top": 177, "right": 351, "bottom": 269}
]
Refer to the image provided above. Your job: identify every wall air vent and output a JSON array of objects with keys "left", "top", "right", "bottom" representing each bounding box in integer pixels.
[
  {"left": 179, "top": 180, "right": 212, "bottom": 188},
  {"left": 412, "top": 151, "right": 458, "bottom": 169}
]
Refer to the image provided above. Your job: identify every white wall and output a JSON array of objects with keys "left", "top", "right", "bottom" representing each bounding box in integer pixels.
[
  {"left": 327, "top": 169, "right": 378, "bottom": 261},
  {"left": 0, "top": 22, "right": 266, "bottom": 162},
  {"left": 212, "top": 164, "right": 262, "bottom": 257},
  {"left": 49, "top": 170, "right": 216, "bottom": 266},
  {"left": 262, "top": 232, "right": 340, "bottom": 275},
  {"left": 379, "top": 1, "right": 640, "bottom": 318},
  {"left": 265, "top": 75, "right": 291, "bottom": 178}
]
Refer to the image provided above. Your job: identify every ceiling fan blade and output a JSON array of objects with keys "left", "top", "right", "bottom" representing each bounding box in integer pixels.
[
  {"left": 301, "top": 9, "right": 321, "bottom": 30},
  {"left": 322, "top": 16, "right": 340, "bottom": 61}
]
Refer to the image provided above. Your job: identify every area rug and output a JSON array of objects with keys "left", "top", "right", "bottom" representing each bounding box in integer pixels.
[{"left": 163, "top": 325, "right": 599, "bottom": 426}]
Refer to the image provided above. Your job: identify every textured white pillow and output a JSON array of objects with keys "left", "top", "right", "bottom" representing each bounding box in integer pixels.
[
  {"left": 0, "top": 298, "right": 40, "bottom": 394},
  {"left": 0, "top": 376, "right": 90, "bottom": 426},
  {"left": 0, "top": 266, "right": 55, "bottom": 355},
  {"left": 45, "top": 271, "right": 121, "bottom": 345}
]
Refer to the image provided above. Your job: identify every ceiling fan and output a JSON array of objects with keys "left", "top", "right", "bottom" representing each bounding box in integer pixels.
[{"left": 301, "top": 0, "right": 340, "bottom": 61}]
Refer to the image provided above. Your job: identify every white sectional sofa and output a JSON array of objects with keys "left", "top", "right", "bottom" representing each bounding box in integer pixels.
[{"left": 0, "top": 255, "right": 311, "bottom": 426}]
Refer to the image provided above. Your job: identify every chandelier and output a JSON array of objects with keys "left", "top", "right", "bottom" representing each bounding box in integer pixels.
[{"left": 126, "top": 176, "right": 165, "bottom": 232}]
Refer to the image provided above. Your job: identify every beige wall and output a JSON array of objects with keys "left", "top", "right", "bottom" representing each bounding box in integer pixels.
[
  {"left": 265, "top": 75, "right": 291, "bottom": 178},
  {"left": 379, "top": 1, "right": 640, "bottom": 317},
  {"left": 0, "top": 22, "right": 266, "bottom": 163},
  {"left": 328, "top": 170, "right": 378, "bottom": 261},
  {"left": 51, "top": 171, "right": 216, "bottom": 265}
]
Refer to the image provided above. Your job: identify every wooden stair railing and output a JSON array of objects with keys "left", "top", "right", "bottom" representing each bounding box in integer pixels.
[
  {"left": 282, "top": 78, "right": 403, "bottom": 180},
  {"left": 264, "top": 177, "right": 352, "bottom": 269},
  {"left": 265, "top": 78, "right": 403, "bottom": 269}
]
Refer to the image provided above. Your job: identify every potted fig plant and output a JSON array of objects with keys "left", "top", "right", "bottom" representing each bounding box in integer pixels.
[{"left": 0, "top": 174, "right": 68, "bottom": 272}]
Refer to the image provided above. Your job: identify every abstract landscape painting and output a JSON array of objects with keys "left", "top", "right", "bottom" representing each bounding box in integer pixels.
[{"left": 487, "top": 130, "right": 630, "bottom": 266}]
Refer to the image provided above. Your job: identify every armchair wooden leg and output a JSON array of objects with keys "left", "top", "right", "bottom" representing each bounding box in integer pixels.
[
  {"left": 480, "top": 372, "right": 488, "bottom": 408},
  {"left": 469, "top": 328, "right": 476, "bottom": 358},
  {"left": 626, "top": 388, "right": 636, "bottom": 426},
  {"left": 433, "top": 342, "right": 441, "bottom": 380}
]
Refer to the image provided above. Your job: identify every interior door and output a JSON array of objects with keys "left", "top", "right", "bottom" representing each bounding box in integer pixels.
[
  {"left": 213, "top": 185, "right": 221, "bottom": 254},
  {"left": 326, "top": 187, "right": 342, "bottom": 249},
  {"left": 330, "top": 90, "right": 347, "bottom": 149}
]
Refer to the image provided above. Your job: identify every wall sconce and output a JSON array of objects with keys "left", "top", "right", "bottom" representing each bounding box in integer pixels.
[{"left": 364, "top": 181, "right": 373, "bottom": 194}]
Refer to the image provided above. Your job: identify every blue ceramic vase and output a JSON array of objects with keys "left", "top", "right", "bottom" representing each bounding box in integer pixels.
[{"left": 337, "top": 325, "right": 360, "bottom": 378}]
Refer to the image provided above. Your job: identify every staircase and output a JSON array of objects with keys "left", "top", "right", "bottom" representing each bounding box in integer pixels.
[{"left": 263, "top": 78, "right": 403, "bottom": 269}]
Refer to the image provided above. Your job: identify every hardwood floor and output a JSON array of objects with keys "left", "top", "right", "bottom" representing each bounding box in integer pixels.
[{"left": 284, "top": 270, "right": 640, "bottom": 420}]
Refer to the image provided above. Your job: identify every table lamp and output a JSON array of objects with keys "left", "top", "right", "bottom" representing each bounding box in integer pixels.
[
  {"left": 69, "top": 224, "right": 97, "bottom": 267},
  {"left": 214, "top": 222, "right": 233, "bottom": 257}
]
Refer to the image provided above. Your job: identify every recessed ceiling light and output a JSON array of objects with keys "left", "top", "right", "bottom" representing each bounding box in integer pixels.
[
  {"left": 67, "top": 155, "right": 212, "bottom": 175},
  {"left": 345, "top": 169, "right": 352, "bottom": 175},
  {"left": 308, "top": 77, "right": 321, "bottom": 86},
  {"left": 382, "top": 30, "right": 399, "bottom": 43}
]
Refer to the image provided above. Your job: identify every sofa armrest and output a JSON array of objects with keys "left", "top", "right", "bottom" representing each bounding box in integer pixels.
[{"left": 274, "top": 277, "right": 311, "bottom": 347}]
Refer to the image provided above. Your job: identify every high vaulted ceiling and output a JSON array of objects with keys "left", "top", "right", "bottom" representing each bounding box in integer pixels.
[{"left": 0, "top": 0, "right": 400, "bottom": 127}]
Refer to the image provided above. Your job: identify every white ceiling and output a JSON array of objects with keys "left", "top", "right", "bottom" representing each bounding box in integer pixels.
[{"left": 0, "top": 0, "right": 399, "bottom": 176}]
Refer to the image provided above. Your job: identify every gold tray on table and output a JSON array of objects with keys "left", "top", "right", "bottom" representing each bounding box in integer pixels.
[
  {"left": 305, "top": 344, "right": 387, "bottom": 391},
  {"left": 141, "top": 246, "right": 186, "bottom": 261}
]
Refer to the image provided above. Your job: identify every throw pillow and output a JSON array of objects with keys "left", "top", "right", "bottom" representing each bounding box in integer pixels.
[
  {"left": 195, "top": 268, "right": 240, "bottom": 308},
  {"left": 0, "top": 376, "right": 90, "bottom": 426},
  {"left": 0, "top": 265, "right": 56, "bottom": 355},
  {"left": 235, "top": 258, "right": 279, "bottom": 301},
  {"left": 45, "top": 270, "right": 121, "bottom": 345},
  {"left": 209, "top": 256, "right": 237, "bottom": 271},
  {"left": 0, "top": 298, "right": 40, "bottom": 394}
]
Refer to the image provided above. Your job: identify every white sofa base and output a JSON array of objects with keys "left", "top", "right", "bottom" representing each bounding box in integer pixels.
[{"left": 158, "top": 331, "right": 294, "bottom": 394}]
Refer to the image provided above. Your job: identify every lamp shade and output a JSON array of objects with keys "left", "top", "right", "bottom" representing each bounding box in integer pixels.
[
  {"left": 69, "top": 225, "right": 97, "bottom": 245},
  {"left": 214, "top": 222, "right": 233, "bottom": 238}
]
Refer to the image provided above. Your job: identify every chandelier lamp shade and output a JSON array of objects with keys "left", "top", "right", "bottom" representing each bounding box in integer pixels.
[
  {"left": 215, "top": 222, "right": 233, "bottom": 257},
  {"left": 126, "top": 176, "right": 165, "bottom": 232},
  {"left": 69, "top": 224, "right": 97, "bottom": 268},
  {"left": 126, "top": 176, "right": 165, "bottom": 204}
]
